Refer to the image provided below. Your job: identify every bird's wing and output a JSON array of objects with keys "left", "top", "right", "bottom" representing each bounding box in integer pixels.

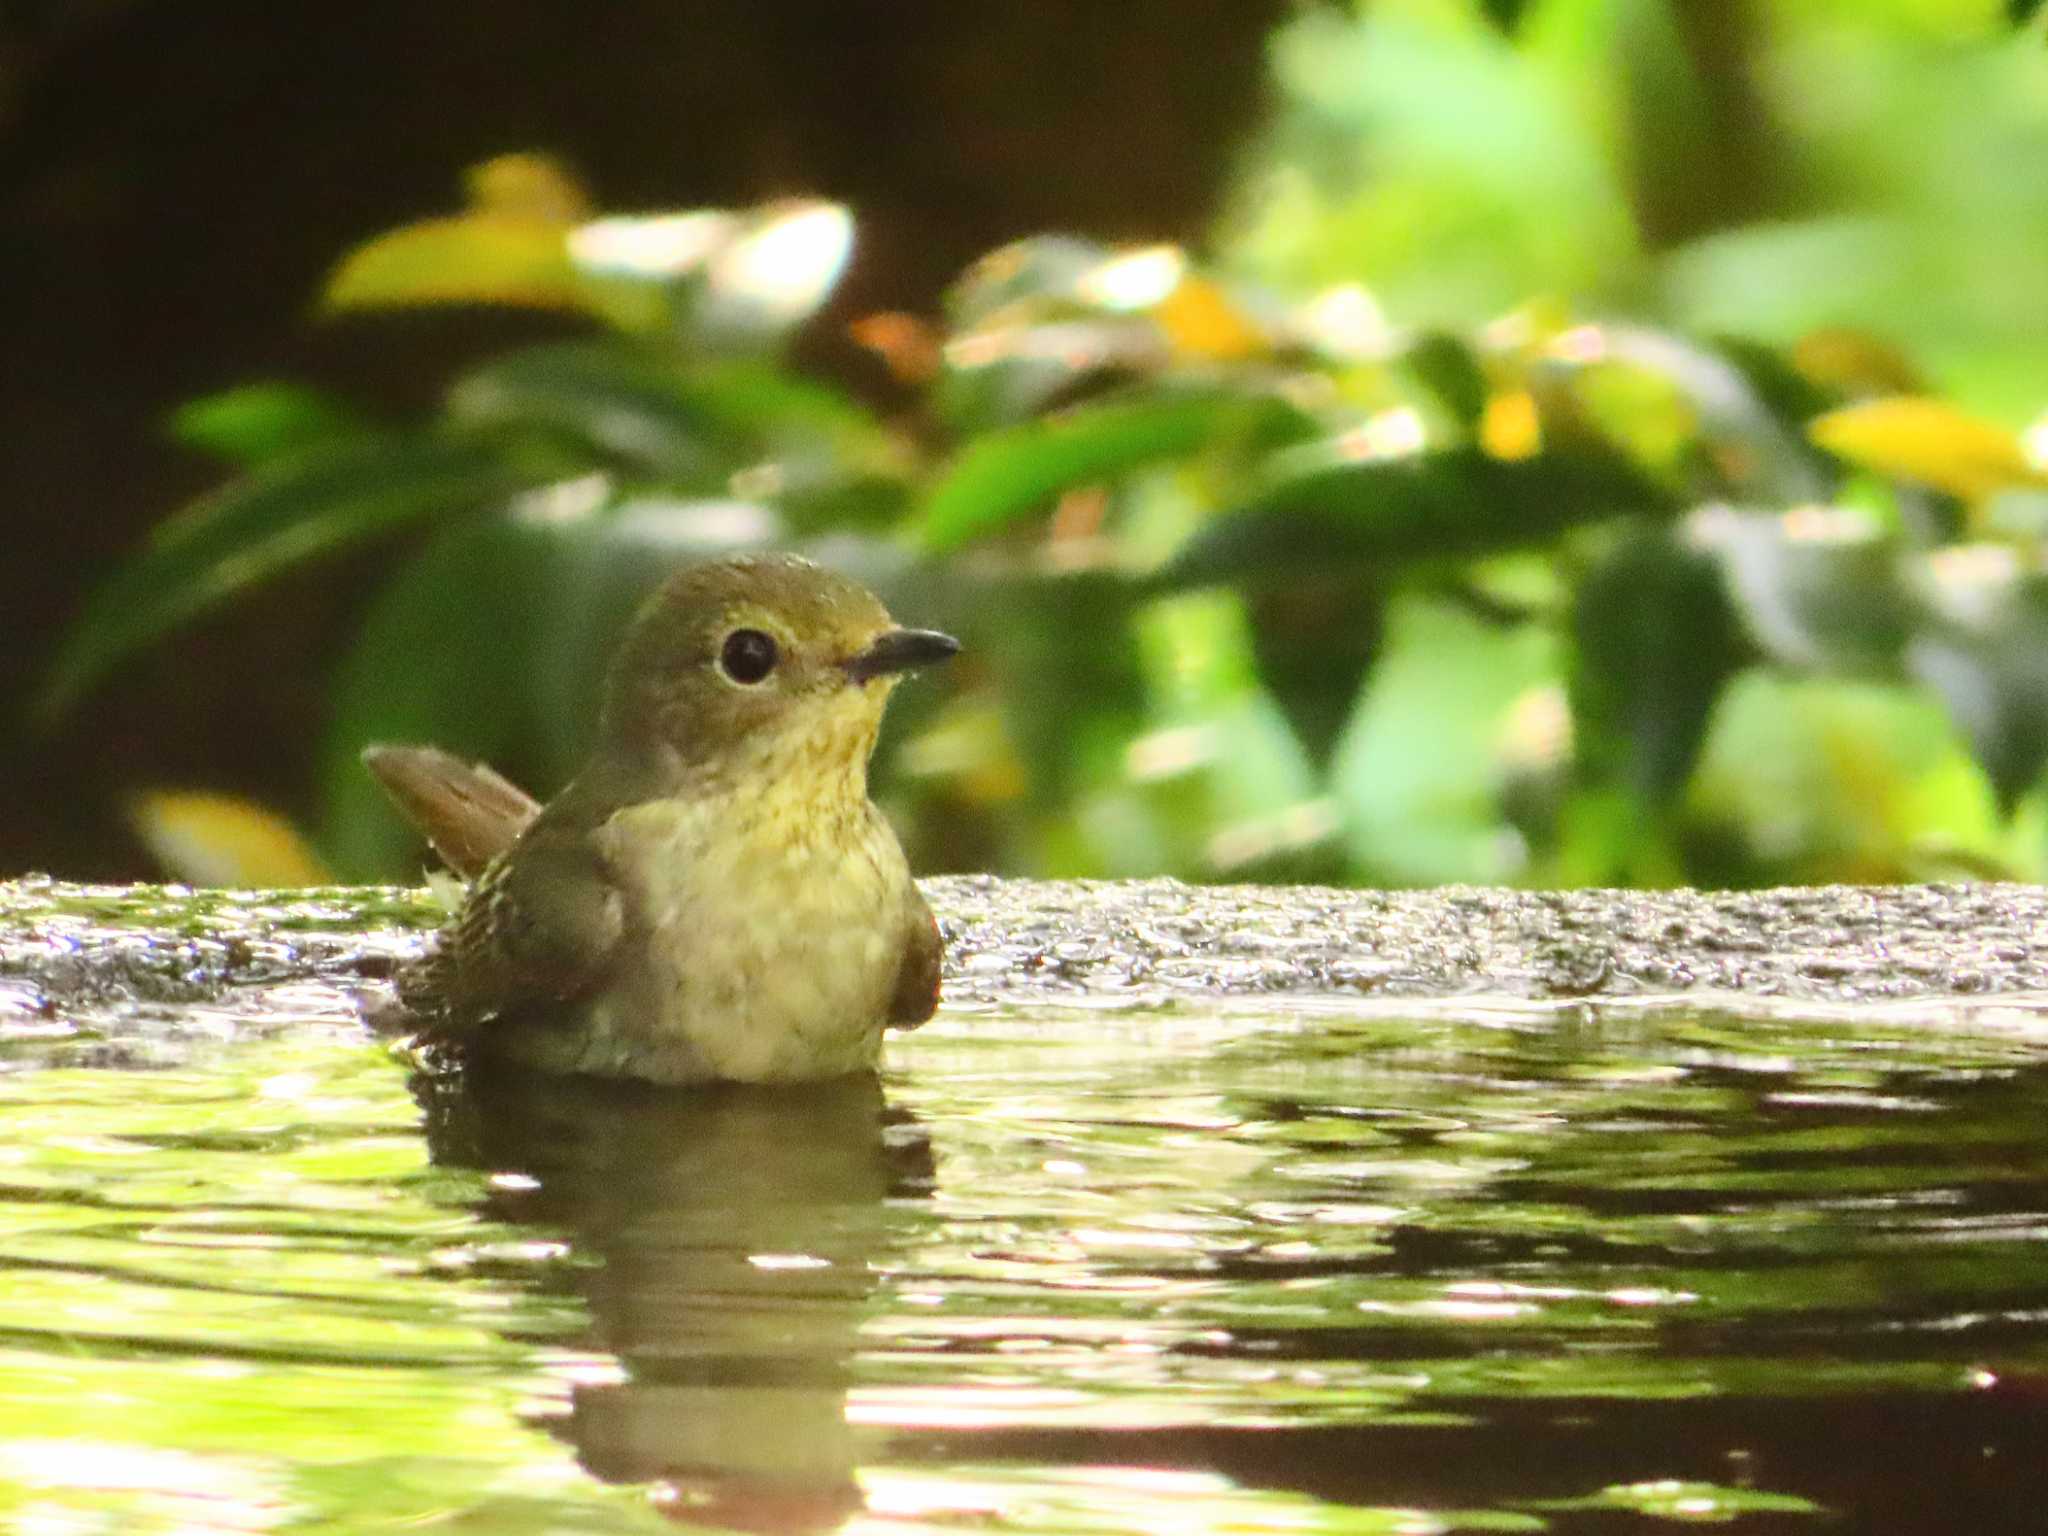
[
  {"left": 888, "top": 888, "right": 945, "bottom": 1028},
  {"left": 362, "top": 743, "right": 542, "bottom": 878},
  {"left": 401, "top": 826, "right": 626, "bottom": 1028}
]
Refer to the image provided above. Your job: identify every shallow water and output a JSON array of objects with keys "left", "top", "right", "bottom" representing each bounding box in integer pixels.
[{"left": 6, "top": 993, "right": 2048, "bottom": 1534}]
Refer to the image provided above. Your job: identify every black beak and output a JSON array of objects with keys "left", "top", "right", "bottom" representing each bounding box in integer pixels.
[{"left": 844, "top": 627, "right": 960, "bottom": 684}]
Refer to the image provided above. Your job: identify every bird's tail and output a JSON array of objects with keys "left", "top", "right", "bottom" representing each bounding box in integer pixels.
[{"left": 360, "top": 744, "right": 541, "bottom": 880}]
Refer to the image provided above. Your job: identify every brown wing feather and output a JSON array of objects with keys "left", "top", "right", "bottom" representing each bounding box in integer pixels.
[
  {"left": 400, "top": 828, "right": 626, "bottom": 1029},
  {"left": 888, "top": 893, "right": 944, "bottom": 1028}
]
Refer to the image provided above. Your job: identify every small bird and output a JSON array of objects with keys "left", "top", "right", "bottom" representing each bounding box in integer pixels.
[{"left": 364, "top": 553, "right": 959, "bottom": 1084}]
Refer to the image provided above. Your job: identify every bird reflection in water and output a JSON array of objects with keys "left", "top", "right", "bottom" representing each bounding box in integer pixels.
[{"left": 415, "top": 1057, "right": 935, "bottom": 1533}]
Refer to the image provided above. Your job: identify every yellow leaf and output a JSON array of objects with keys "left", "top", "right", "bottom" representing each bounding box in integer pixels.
[
  {"left": 320, "top": 154, "right": 595, "bottom": 316},
  {"left": 129, "top": 791, "right": 331, "bottom": 888},
  {"left": 1480, "top": 389, "right": 1542, "bottom": 461},
  {"left": 1809, "top": 395, "right": 2048, "bottom": 502},
  {"left": 320, "top": 214, "right": 582, "bottom": 315},
  {"left": 464, "top": 152, "right": 590, "bottom": 225},
  {"left": 1153, "top": 276, "right": 1270, "bottom": 362}
]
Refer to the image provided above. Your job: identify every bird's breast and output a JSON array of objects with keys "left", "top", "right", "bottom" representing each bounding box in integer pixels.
[{"left": 572, "top": 786, "right": 914, "bottom": 1082}]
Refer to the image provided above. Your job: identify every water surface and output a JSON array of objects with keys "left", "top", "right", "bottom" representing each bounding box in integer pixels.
[{"left": 5, "top": 993, "right": 2048, "bottom": 1533}]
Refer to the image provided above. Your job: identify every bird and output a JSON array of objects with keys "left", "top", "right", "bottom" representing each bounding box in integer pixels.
[{"left": 362, "top": 552, "right": 959, "bottom": 1084}]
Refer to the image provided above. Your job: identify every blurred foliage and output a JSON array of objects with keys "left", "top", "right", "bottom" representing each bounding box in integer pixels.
[{"left": 42, "top": 0, "right": 2048, "bottom": 888}]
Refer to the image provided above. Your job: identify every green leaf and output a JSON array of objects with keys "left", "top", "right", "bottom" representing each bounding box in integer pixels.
[
  {"left": 1331, "top": 592, "right": 1561, "bottom": 884},
  {"left": 934, "top": 319, "right": 1159, "bottom": 433},
  {"left": 1570, "top": 527, "right": 1748, "bottom": 808},
  {"left": 1707, "top": 333, "right": 1839, "bottom": 438},
  {"left": 449, "top": 343, "right": 721, "bottom": 483},
  {"left": 1699, "top": 507, "right": 1915, "bottom": 678},
  {"left": 1478, "top": 0, "right": 1531, "bottom": 33},
  {"left": 168, "top": 383, "right": 372, "bottom": 469},
  {"left": 1245, "top": 578, "right": 1384, "bottom": 766},
  {"left": 1401, "top": 331, "right": 1490, "bottom": 432},
  {"left": 918, "top": 391, "right": 1310, "bottom": 553},
  {"left": 956, "top": 568, "right": 1150, "bottom": 811},
  {"left": 449, "top": 343, "right": 893, "bottom": 492},
  {"left": 39, "top": 436, "right": 513, "bottom": 721},
  {"left": 318, "top": 513, "right": 563, "bottom": 880},
  {"left": 1127, "top": 588, "right": 1332, "bottom": 877},
  {"left": 1162, "top": 443, "right": 1677, "bottom": 589},
  {"left": 777, "top": 473, "right": 913, "bottom": 535},
  {"left": 1687, "top": 671, "right": 2002, "bottom": 885},
  {"left": 1601, "top": 325, "right": 1829, "bottom": 500}
]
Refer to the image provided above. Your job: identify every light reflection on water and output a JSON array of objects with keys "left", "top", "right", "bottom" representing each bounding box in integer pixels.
[{"left": 3, "top": 998, "right": 2048, "bottom": 1532}]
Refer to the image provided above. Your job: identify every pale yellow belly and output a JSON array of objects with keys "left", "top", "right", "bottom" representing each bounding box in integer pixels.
[{"left": 512, "top": 795, "right": 914, "bottom": 1083}]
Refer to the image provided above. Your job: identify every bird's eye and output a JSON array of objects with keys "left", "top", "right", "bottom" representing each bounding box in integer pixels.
[{"left": 718, "top": 628, "right": 780, "bottom": 685}]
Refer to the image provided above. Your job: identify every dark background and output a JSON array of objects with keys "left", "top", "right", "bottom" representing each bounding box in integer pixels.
[{"left": 0, "top": 0, "right": 1282, "bottom": 878}]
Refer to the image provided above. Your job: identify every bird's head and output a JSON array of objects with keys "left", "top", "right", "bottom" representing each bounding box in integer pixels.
[{"left": 599, "top": 554, "right": 958, "bottom": 789}]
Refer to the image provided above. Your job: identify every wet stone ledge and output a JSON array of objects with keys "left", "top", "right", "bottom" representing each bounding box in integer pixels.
[
  {"left": 926, "top": 876, "right": 2048, "bottom": 1009},
  {"left": 4, "top": 875, "right": 2048, "bottom": 1052}
]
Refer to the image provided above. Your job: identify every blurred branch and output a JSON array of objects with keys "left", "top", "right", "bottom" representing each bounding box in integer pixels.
[{"left": 1619, "top": 0, "right": 1787, "bottom": 250}]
